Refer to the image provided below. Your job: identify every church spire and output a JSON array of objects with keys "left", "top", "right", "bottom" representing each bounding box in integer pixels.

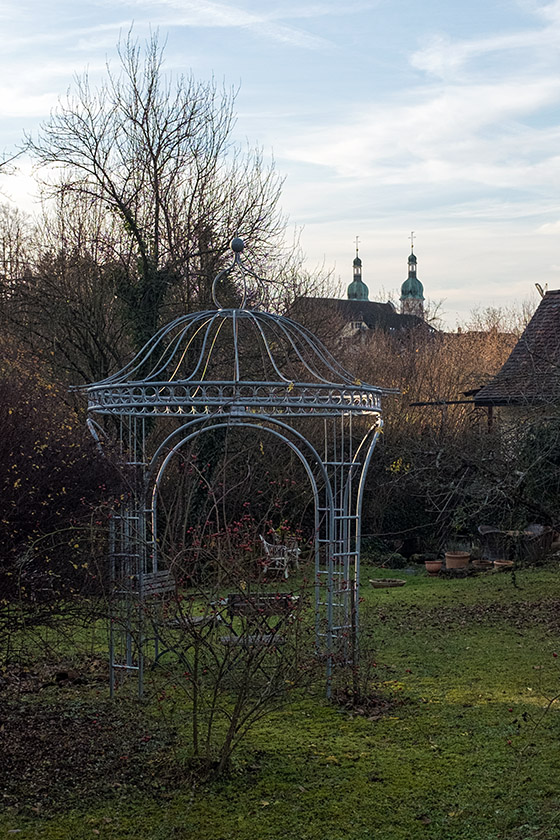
[
  {"left": 400, "top": 231, "right": 424, "bottom": 318},
  {"left": 347, "top": 236, "right": 369, "bottom": 301}
]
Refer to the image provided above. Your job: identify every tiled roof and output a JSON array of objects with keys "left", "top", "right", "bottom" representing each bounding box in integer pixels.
[
  {"left": 291, "top": 297, "right": 427, "bottom": 332},
  {"left": 475, "top": 290, "right": 560, "bottom": 406}
]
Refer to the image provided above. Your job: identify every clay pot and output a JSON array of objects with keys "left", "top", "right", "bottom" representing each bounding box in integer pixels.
[
  {"left": 425, "top": 559, "right": 443, "bottom": 576},
  {"left": 493, "top": 559, "right": 514, "bottom": 571},
  {"left": 472, "top": 558, "right": 493, "bottom": 571},
  {"left": 444, "top": 550, "right": 471, "bottom": 570}
]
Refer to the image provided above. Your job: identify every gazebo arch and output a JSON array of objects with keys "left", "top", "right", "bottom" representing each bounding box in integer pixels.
[{"left": 82, "top": 238, "right": 393, "bottom": 696}]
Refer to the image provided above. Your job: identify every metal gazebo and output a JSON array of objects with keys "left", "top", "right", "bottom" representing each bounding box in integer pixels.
[{"left": 83, "top": 239, "right": 391, "bottom": 696}]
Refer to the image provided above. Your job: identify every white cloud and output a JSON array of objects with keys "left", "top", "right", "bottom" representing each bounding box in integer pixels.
[
  {"left": 534, "top": 0, "right": 560, "bottom": 24},
  {"left": 106, "top": 0, "right": 335, "bottom": 48},
  {"left": 0, "top": 157, "right": 40, "bottom": 212},
  {"left": 0, "top": 87, "right": 60, "bottom": 119},
  {"left": 1, "top": 19, "right": 129, "bottom": 52},
  {"left": 537, "top": 219, "right": 560, "bottom": 233},
  {"left": 411, "top": 26, "right": 560, "bottom": 80},
  {"left": 409, "top": 0, "right": 560, "bottom": 83},
  {"left": 279, "top": 77, "right": 560, "bottom": 194}
]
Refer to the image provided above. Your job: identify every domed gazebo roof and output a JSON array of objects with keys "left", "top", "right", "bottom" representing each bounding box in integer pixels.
[{"left": 84, "top": 240, "right": 392, "bottom": 420}]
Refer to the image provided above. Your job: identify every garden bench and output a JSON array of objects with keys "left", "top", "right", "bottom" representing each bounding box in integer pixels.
[
  {"left": 141, "top": 569, "right": 176, "bottom": 597},
  {"left": 220, "top": 592, "right": 298, "bottom": 648},
  {"left": 114, "top": 568, "right": 176, "bottom": 598},
  {"left": 132, "top": 572, "right": 222, "bottom": 666},
  {"left": 113, "top": 567, "right": 176, "bottom": 598}
]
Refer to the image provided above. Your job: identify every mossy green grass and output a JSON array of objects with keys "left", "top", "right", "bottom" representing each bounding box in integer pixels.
[{"left": 2, "top": 565, "right": 559, "bottom": 840}]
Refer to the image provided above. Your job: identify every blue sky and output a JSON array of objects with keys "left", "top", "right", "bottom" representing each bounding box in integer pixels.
[{"left": 2, "top": 0, "right": 560, "bottom": 324}]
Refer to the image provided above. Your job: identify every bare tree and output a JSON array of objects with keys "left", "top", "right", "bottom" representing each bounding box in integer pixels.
[
  {"left": 1, "top": 191, "right": 133, "bottom": 383},
  {"left": 461, "top": 300, "right": 537, "bottom": 338},
  {"left": 0, "top": 203, "right": 32, "bottom": 290},
  {"left": 28, "top": 33, "right": 287, "bottom": 352}
]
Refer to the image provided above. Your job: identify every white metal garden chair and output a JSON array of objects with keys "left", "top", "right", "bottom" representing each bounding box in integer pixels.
[{"left": 259, "top": 535, "right": 301, "bottom": 579}]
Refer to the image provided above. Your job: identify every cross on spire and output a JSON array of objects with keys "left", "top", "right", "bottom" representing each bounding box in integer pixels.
[
  {"left": 409, "top": 231, "right": 415, "bottom": 252},
  {"left": 355, "top": 235, "right": 360, "bottom": 257}
]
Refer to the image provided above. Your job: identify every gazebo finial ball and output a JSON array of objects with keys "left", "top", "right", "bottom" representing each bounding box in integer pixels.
[{"left": 231, "top": 237, "right": 244, "bottom": 253}]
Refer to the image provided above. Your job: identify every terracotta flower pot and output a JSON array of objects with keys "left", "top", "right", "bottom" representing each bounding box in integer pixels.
[
  {"left": 425, "top": 559, "right": 443, "bottom": 576},
  {"left": 444, "top": 550, "right": 470, "bottom": 570},
  {"left": 472, "top": 558, "right": 493, "bottom": 570},
  {"left": 493, "top": 559, "right": 514, "bottom": 571}
]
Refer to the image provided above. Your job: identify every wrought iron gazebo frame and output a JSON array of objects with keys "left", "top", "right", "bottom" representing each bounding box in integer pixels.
[{"left": 82, "top": 239, "right": 392, "bottom": 696}]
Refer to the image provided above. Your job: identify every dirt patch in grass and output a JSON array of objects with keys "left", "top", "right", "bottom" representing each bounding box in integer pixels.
[
  {"left": 333, "top": 686, "right": 406, "bottom": 720},
  {"left": 0, "top": 661, "right": 184, "bottom": 816},
  {"left": 0, "top": 656, "right": 108, "bottom": 696},
  {"left": 1, "top": 697, "right": 183, "bottom": 815},
  {"left": 375, "top": 597, "right": 560, "bottom": 633}
]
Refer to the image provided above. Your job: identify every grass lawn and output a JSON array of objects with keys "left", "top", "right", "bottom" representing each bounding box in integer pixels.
[{"left": 2, "top": 564, "right": 560, "bottom": 840}]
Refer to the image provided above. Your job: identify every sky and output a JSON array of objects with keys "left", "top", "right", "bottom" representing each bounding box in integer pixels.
[{"left": 2, "top": 0, "right": 560, "bottom": 325}]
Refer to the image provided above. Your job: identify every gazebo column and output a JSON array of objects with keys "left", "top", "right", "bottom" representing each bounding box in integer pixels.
[
  {"left": 108, "top": 495, "right": 146, "bottom": 697},
  {"left": 313, "top": 415, "right": 362, "bottom": 696}
]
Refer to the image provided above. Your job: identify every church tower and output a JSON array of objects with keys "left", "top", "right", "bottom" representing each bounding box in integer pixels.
[
  {"left": 400, "top": 232, "right": 424, "bottom": 318},
  {"left": 347, "top": 238, "right": 369, "bottom": 301}
]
